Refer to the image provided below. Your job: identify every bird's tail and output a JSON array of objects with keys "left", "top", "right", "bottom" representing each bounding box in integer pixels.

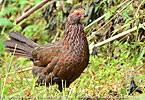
[{"left": 4, "top": 32, "right": 38, "bottom": 58}]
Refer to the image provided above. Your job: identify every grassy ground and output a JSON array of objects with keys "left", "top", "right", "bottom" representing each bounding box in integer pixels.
[
  {"left": 0, "top": 0, "right": 145, "bottom": 99},
  {"left": 1, "top": 41, "right": 144, "bottom": 99}
]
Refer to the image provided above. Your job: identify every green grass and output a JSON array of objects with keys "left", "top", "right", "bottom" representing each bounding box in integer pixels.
[{"left": 1, "top": 41, "right": 144, "bottom": 99}]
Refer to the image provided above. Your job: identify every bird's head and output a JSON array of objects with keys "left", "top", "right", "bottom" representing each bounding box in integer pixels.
[{"left": 67, "top": 5, "right": 88, "bottom": 24}]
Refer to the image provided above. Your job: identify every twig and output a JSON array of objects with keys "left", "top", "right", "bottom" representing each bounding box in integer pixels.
[
  {"left": 89, "top": 23, "right": 145, "bottom": 49},
  {"left": 84, "top": 14, "right": 106, "bottom": 31},
  {"left": 112, "top": 14, "right": 145, "bottom": 36},
  {"left": 87, "top": 0, "right": 134, "bottom": 41},
  {"left": 17, "top": 67, "right": 33, "bottom": 72},
  {"left": 2, "top": 67, "right": 33, "bottom": 78},
  {"left": 32, "top": 89, "right": 45, "bottom": 100},
  {"left": 136, "top": 64, "right": 145, "bottom": 71},
  {"left": 84, "top": 0, "right": 129, "bottom": 32},
  {"left": 16, "top": 0, "right": 56, "bottom": 24}
]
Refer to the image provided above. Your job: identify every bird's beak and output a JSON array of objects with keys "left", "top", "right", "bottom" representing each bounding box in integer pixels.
[
  {"left": 82, "top": 13, "right": 88, "bottom": 17},
  {"left": 80, "top": 12, "right": 88, "bottom": 23}
]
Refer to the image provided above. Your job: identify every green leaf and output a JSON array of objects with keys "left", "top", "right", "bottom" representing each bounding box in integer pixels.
[
  {"left": 35, "top": 0, "right": 41, "bottom": 5},
  {"left": 136, "top": 74, "right": 145, "bottom": 79},
  {"left": 8, "top": 6, "right": 17, "bottom": 13},
  {"left": 110, "top": 6, "right": 117, "bottom": 13},
  {"left": 121, "top": 88, "right": 126, "bottom": 96},
  {"left": 57, "top": 11, "right": 63, "bottom": 20},
  {"left": 0, "top": 38, "right": 6, "bottom": 55},
  {"left": 123, "top": 11, "right": 129, "bottom": 18},
  {"left": 0, "top": 18, "right": 12, "bottom": 27},
  {"left": 129, "top": 4, "right": 134, "bottom": 11},
  {"left": 105, "top": 11, "right": 111, "bottom": 20},
  {"left": 57, "top": 11, "right": 63, "bottom": 16},
  {"left": 95, "top": 6, "right": 99, "bottom": 12},
  {"left": 23, "top": 25, "right": 33, "bottom": 32},
  {"left": 125, "top": 17, "right": 133, "bottom": 23},
  {"left": 3, "top": 86, "right": 9, "bottom": 95},
  {"left": 0, "top": 67, "right": 2, "bottom": 72},
  {"left": 136, "top": 49, "right": 145, "bottom": 65},
  {"left": 2, "top": 9, "right": 8, "bottom": 16}
]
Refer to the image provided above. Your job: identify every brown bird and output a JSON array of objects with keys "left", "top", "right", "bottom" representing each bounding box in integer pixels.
[{"left": 4, "top": 5, "right": 89, "bottom": 91}]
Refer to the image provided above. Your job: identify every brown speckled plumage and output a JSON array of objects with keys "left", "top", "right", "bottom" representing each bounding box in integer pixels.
[{"left": 4, "top": 5, "right": 89, "bottom": 91}]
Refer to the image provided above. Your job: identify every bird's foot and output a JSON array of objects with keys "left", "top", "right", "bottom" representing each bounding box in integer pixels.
[{"left": 36, "top": 72, "right": 46, "bottom": 85}]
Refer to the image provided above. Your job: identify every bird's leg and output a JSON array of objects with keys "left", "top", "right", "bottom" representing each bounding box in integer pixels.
[
  {"left": 36, "top": 62, "right": 56, "bottom": 84},
  {"left": 32, "top": 66, "right": 45, "bottom": 78},
  {"left": 58, "top": 83, "right": 63, "bottom": 92},
  {"left": 57, "top": 80, "right": 71, "bottom": 92},
  {"left": 32, "top": 66, "right": 47, "bottom": 85}
]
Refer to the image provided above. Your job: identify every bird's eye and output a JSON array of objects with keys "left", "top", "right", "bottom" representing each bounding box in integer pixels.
[
  {"left": 76, "top": 13, "right": 79, "bottom": 15},
  {"left": 74, "top": 12, "right": 81, "bottom": 16}
]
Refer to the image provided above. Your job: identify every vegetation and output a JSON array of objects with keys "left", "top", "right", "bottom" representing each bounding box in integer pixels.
[{"left": 0, "top": 0, "right": 144, "bottom": 99}]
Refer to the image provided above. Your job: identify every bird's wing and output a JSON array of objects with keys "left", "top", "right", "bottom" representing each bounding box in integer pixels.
[{"left": 32, "top": 43, "right": 61, "bottom": 67}]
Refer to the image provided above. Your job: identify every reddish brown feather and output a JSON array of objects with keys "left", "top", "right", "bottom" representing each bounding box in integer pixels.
[{"left": 4, "top": 5, "right": 89, "bottom": 92}]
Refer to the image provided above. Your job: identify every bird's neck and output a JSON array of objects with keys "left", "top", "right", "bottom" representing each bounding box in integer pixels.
[{"left": 61, "top": 22, "right": 86, "bottom": 47}]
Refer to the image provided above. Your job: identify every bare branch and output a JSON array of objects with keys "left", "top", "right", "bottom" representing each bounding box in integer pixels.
[
  {"left": 84, "top": 14, "right": 106, "bottom": 31},
  {"left": 2, "top": 67, "right": 33, "bottom": 78},
  {"left": 89, "top": 23, "right": 145, "bottom": 49},
  {"left": 16, "top": 0, "right": 56, "bottom": 24},
  {"left": 87, "top": 0, "right": 134, "bottom": 41}
]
